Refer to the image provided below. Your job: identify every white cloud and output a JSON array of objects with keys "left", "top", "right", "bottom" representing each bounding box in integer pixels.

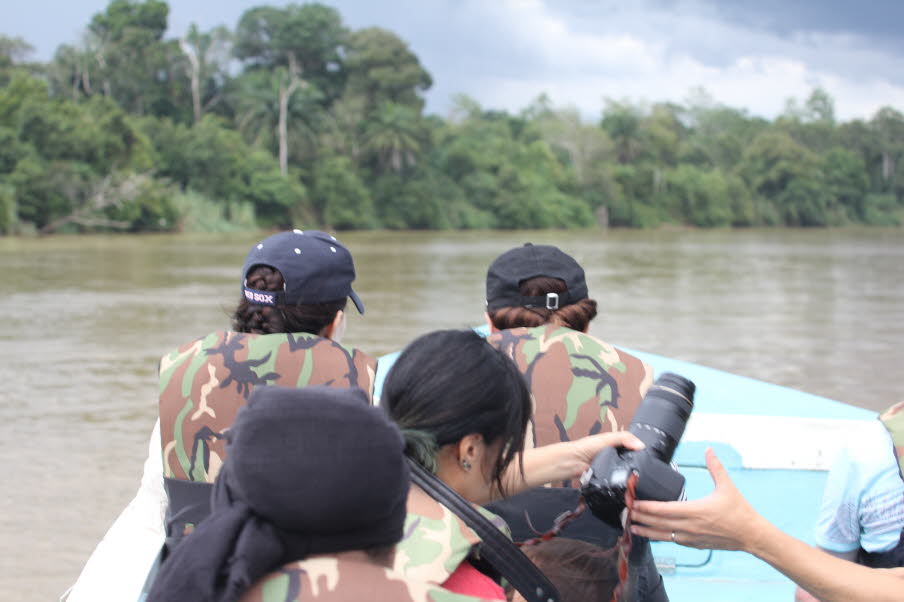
[
  {"left": 426, "top": 0, "right": 904, "bottom": 121},
  {"left": 9, "top": 0, "right": 904, "bottom": 122}
]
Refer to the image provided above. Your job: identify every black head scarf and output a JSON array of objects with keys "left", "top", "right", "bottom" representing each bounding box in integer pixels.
[{"left": 147, "top": 385, "right": 410, "bottom": 602}]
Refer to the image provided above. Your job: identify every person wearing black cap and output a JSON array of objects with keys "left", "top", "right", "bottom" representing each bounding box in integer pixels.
[
  {"left": 66, "top": 231, "right": 376, "bottom": 602},
  {"left": 482, "top": 243, "right": 669, "bottom": 602},
  {"left": 483, "top": 242, "right": 653, "bottom": 440},
  {"left": 484, "top": 242, "right": 593, "bottom": 331},
  {"left": 147, "top": 385, "right": 413, "bottom": 602}
]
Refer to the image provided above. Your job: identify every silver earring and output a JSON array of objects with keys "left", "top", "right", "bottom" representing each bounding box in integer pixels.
[{"left": 461, "top": 459, "right": 472, "bottom": 471}]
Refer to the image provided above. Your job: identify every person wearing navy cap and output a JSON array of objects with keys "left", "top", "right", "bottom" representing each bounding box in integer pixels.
[
  {"left": 240, "top": 229, "right": 364, "bottom": 315},
  {"left": 482, "top": 242, "right": 669, "bottom": 602},
  {"left": 66, "top": 231, "right": 375, "bottom": 602},
  {"left": 235, "top": 229, "right": 365, "bottom": 343}
]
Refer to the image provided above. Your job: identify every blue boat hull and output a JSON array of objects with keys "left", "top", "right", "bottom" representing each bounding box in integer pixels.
[{"left": 627, "top": 347, "right": 876, "bottom": 601}]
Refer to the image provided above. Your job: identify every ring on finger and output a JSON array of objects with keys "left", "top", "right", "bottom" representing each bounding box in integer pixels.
[{"left": 670, "top": 530, "right": 677, "bottom": 543}]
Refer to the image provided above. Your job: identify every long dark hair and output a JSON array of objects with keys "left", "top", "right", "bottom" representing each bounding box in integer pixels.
[
  {"left": 487, "top": 276, "right": 598, "bottom": 332},
  {"left": 381, "top": 329, "right": 531, "bottom": 495},
  {"left": 520, "top": 538, "right": 618, "bottom": 602},
  {"left": 232, "top": 265, "right": 346, "bottom": 335}
]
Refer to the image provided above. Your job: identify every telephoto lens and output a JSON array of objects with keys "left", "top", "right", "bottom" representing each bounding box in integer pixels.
[
  {"left": 580, "top": 373, "right": 696, "bottom": 528},
  {"left": 628, "top": 373, "right": 695, "bottom": 462}
]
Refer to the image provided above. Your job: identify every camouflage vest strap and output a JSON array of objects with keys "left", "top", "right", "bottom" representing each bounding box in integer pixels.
[
  {"left": 158, "top": 330, "right": 377, "bottom": 483},
  {"left": 879, "top": 401, "right": 904, "bottom": 481},
  {"left": 239, "top": 556, "right": 499, "bottom": 602},
  {"left": 392, "top": 484, "right": 509, "bottom": 587},
  {"left": 406, "top": 460, "right": 559, "bottom": 602},
  {"left": 487, "top": 325, "right": 653, "bottom": 454}
]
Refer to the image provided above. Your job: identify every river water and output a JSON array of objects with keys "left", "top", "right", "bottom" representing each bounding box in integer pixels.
[{"left": 2, "top": 228, "right": 903, "bottom": 600}]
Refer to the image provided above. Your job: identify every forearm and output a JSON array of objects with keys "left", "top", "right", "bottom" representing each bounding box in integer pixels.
[
  {"left": 748, "top": 520, "right": 904, "bottom": 602},
  {"left": 502, "top": 442, "right": 585, "bottom": 496}
]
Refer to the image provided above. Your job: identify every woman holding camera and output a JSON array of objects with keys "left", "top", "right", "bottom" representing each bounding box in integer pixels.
[{"left": 381, "top": 329, "right": 645, "bottom": 600}]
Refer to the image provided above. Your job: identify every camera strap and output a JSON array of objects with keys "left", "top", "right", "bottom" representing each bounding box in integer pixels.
[{"left": 407, "top": 460, "right": 560, "bottom": 602}]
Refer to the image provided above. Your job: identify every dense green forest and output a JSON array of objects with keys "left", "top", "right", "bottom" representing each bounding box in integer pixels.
[{"left": 2, "top": 0, "right": 904, "bottom": 234}]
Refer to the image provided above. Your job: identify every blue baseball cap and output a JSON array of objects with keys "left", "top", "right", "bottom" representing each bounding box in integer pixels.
[{"left": 241, "top": 230, "right": 365, "bottom": 314}]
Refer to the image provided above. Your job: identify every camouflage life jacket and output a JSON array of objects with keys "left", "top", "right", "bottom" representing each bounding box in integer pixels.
[
  {"left": 858, "top": 401, "right": 904, "bottom": 569},
  {"left": 483, "top": 326, "right": 669, "bottom": 602},
  {"left": 237, "top": 485, "right": 508, "bottom": 602},
  {"left": 239, "top": 556, "right": 497, "bottom": 602},
  {"left": 157, "top": 330, "right": 376, "bottom": 547},
  {"left": 487, "top": 325, "right": 653, "bottom": 452},
  {"left": 392, "top": 484, "right": 509, "bottom": 586}
]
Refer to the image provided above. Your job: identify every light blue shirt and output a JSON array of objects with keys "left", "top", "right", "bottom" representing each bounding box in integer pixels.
[{"left": 815, "top": 419, "right": 904, "bottom": 553}]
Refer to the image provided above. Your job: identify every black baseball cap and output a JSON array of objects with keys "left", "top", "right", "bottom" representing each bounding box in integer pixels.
[
  {"left": 485, "top": 243, "right": 588, "bottom": 311},
  {"left": 241, "top": 229, "right": 365, "bottom": 314}
]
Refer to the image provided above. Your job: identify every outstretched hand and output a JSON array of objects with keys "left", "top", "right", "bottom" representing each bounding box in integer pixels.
[{"left": 629, "top": 447, "right": 764, "bottom": 551}]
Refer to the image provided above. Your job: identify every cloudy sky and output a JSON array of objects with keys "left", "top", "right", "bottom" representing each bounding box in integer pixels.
[{"left": 5, "top": 0, "right": 904, "bottom": 121}]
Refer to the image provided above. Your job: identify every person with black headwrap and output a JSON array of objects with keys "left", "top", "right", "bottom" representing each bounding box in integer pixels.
[{"left": 146, "top": 385, "right": 411, "bottom": 602}]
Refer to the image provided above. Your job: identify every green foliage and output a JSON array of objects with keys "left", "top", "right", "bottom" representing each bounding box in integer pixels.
[
  {"left": 740, "top": 130, "right": 819, "bottom": 199},
  {"left": 607, "top": 165, "right": 655, "bottom": 227},
  {"left": 1, "top": 5, "right": 901, "bottom": 234},
  {"left": 601, "top": 100, "right": 642, "bottom": 164},
  {"left": 99, "top": 173, "right": 179, "bottom": 231},
  {"left": 343, "top": 28, "right": 432, "bottom": 112},
  {"left": 170, "top": 190, "right": 257, "bottom": 232},
  {"left": 139, "top": 114, "right": 306, "bottom": 226},
  {"left": 373, "top": 169, "right": 456, "bottom": 229},
  {"left": 0, "top": 182, "right": 16, "bottom": 234},
  {"left": 821, "top": 147, "right": 869, "bottom": 220},
  {"left": 313, "top": 156, "right": 374, "bottom": 229},
  {"left": 0, "top": 35, "right": 34, "bottom": 70},
  {"left": 663, "top": 166, "right": 733, "bottom": 227},
  {"left": 860, "top": 194, "right": 901, "bottom": 226},
  {"left": 234, "top": 3, "right": 345, "bottom": 101},
  {"left": 87, "top": 0, "right": 180, "bottom": 116},
  {"left": 682, "top": 104, "right": 766, "bottom": 170},
  {"left": 229, "top": 62, "right": 328, "bottom": 161},
  {"left": 363, "top": 101, "right": 425, "bottom": 174},
  {"left": 8, "top": 154, "right": 93, "bottom": 228}
]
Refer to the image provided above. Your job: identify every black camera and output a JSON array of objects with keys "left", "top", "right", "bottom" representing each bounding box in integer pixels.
[{"left": 580, "top": 372, "right": 695, "bottom": 528}]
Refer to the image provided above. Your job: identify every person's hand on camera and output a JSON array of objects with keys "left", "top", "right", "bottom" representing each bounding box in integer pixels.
[
  {"left": 629, "top": 447, "right": 764, "bottom": 551},
  {"left": 508, "top": 431, "right": 645, "bottom": 496},
  {"left": 571, "top": 431, "right": 645, "bottom": 467}
]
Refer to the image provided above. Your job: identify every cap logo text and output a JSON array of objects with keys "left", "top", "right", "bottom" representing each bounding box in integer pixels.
[{"left": 244, "top": 289, "right": 276, "bottom": 305}]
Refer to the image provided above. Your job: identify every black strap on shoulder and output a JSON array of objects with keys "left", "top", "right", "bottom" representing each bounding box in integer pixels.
[
  {"left": 163, "top": 477, "right": 214, "bottom": 555},
  {"left": 408, "top": 460, "right": 559, "bottom": 602}
]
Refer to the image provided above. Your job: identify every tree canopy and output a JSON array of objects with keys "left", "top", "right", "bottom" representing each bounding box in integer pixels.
[{"left": 1, "top": 2, "right": 903, "bottom": 235}]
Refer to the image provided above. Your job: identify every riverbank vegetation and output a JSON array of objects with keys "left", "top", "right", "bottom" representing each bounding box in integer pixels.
[{"left": 2, "top": 1, "right": 903, "bottom": 234}]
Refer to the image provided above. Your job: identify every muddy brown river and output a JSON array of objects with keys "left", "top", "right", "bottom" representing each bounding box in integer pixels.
[{"left": 2, "top": 228, "right": 902, "bottom": 601}]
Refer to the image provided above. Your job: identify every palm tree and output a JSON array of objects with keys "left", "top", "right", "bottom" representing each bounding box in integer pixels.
[
  {"left": 178, "top": 24, "right": 231, "bottom": 124},
  {"left": 601, "top": 100, "right": 642, "bottom": 164},
  {"left": 231, "top": 67, "right": 322, "bottom": 175},
  {"left": 363, "top": 102, "right": 423, "bottom": 174}
]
